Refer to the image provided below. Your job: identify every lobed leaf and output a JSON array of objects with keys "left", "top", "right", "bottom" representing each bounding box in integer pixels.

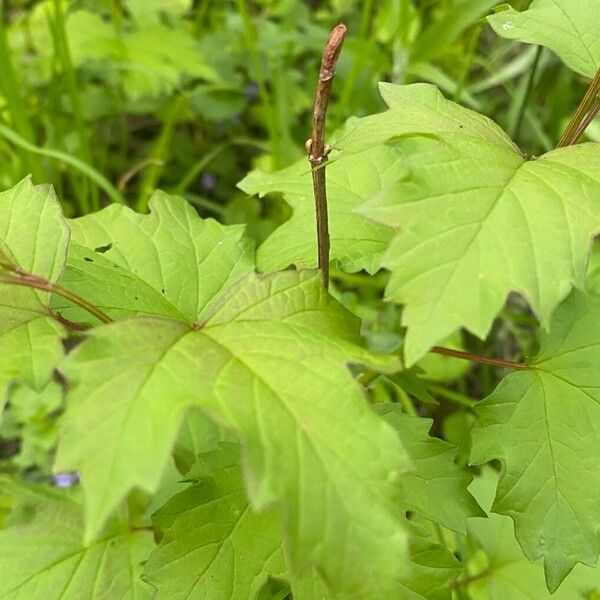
[
  {"left": 378, "top": 404, "right": 484, "bottom": 533},
  {"left": 54, "top": 190, "right": 254, "bottom": 324},
  {"left": 466, "top": 467, "right": 600, "bottom": 599},
  {"left": 471, "top": 291, "right": 600, "bottom": 591},
  {"left": 143, "top": 443, "right": 287, "bottom": 599},
  {"left": 0, "top": 178, "right": 68, "bottom": 406},
  {"left": 348, "top": 84, "right": 600, "bottom": 364},
  {"left": 0, "top": 477, "right": 154, "bottom": 599},
  {"left": 55, "top": 268, "right": 408, "bottom": 599}
]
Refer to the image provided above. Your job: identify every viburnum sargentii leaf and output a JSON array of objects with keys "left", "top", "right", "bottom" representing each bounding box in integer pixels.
[
  {"left": 345, "top": 83, "right": 600, "bottom": 364},
  {"left": 143, "top": 443, "right": 287, "bottom": 599},
  {"left": 471, "top": 291, "right": 600, "bottom": 592},
  {"left": 53, "top": 190, "right": 254, "bottom": 324},
  {"left": 238, "top": 143, "right": 401, "bottom": 274},
  {"left": 0, "top": 477, "right": 154, "bottom": 599},
  {"left": 52, "top": 194, "right": 409, "bottom": 599},
  {"left": 377, "top": 404, "right": 484, "bottom": 532},
  {"left": 0, "top": 178, "right": 68, "bottom": 409},
  {"left": 466, "top": 468, "right": 600, "bottom": 599}
]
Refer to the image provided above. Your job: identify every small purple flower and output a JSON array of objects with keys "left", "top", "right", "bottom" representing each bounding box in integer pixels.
[
  {"left": 201, "top": 172, "right": 217, "bottom": 191},
  {"left": 53, "top": 472, "right": 80, "bottom": 488}
]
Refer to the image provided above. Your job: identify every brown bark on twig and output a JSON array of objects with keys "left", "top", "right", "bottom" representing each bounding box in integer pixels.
[
  {"left": 557, "top": 67, "right": 600, "bottom": 147},
  {"left": 308, "top": 23, "right": 347, "bottom": 290}
]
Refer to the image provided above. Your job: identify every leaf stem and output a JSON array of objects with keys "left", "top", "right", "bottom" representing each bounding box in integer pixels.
[
  {"left": 512, "top": 45, "right": 542, "bottom": 141},
  {"left": 570, "top": 98, "right": 600, "bottom": 143},
  {"left": 308, "top": 23, "right": 347, "bottom": 290},
  {"left": 430, "top": 346, "right": 526, "bottom": 370},
  {"left": 1, "top": 271, "right": 112, "bottom": 324},
  {"left": 557, "top": 67, "right": 600, "bottom": 147}
]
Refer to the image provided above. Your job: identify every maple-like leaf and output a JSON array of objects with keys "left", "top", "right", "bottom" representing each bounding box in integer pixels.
[
  {"left": 471, "top": 291, "right": 600, "bottom": 592},
  {"left": 53, "top": 190, "right": 254, "bottom": 324},
  {"left": 347, "top": 83, "right": 600, "bottom": 364},
  {"left": 143, "top": 443, "right": 287, "bottom": 599},
  {"left": 53, "top": 195, "right": 408, "bottom": 600},
  {"left": 0, "top": 178, "right": 67, "bottom": 408},
  {"left": 466, "top": 467, "right": 600, "bottom": 599},
  {"left": 378, "top": 404, "right": 484, "bottom": 533},
  {"left": 0, "top": 477, "right": 154, "bottom": 599}
]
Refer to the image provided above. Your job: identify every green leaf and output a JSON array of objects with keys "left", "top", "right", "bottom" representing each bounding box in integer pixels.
[
  {"left": 400, "top": 537, "right": 461, "bottom": 600},
  {"left": 238, "top": 144, "right": 399, "bottom": 274},
  {"left": 377, "top": 404, "right": 483, "bottom": 532},
  {"left": 466, "top": 467, "right": 600, "bottom": 599},
  {"left": 0, "top": 477, "right": 154, "bottom": 599},
  {"left": 53, "top": 191, "right": 254, "bottom": 324},
  {"left": 55, "top": 269, "right": 408, "bottom": 599},
  {"left": 143, "top": 443, "right": 287, "bottom": 599},
  {"left": 487, "top": 1, "right": 600, "bottom": 78},
  {"left": 66, "top": 10, "right": 216, "bottom": 101},
  {"left": 0, "top": 179, "right": 67, "bottom": 405},
  {"left": 351, "top": 84, "right": 600, "bottom": 364},
  {"left": 471, "top": 291, "right": 600, "bottom": 592}
]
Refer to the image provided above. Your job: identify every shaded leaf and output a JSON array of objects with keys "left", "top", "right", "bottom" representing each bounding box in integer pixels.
[
  {"left": 0, "top": 477, "right": 154, "bottom": 599},
  {"left": 143, "top": 443, "right": 286, "bottom": 599},
  {"left": 377, "top": 404, "right": 483, "bottom": 532},
  {"left": 465, "top": 467, "right": 600, "bottom": 599}
]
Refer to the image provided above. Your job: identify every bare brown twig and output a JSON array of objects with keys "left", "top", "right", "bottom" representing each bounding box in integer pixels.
[
  {"left": 307, "top": 23, "right": 347, "bottom": 290},
  {"left": 557, "top": 67, "right": 600, "bottom": 147}
]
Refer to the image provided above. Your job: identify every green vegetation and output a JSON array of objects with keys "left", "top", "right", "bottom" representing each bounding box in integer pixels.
[{"left": 2, "top": 1, "right": 600, "bottom": 598}]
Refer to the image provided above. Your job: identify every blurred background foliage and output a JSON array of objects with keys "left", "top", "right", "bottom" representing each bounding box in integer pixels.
[
  {"left": 1, "top": 0, "right": 589, "bottom": 222},
  {"left": 0, "top": 0, "right": 593, "bottom": 484}
]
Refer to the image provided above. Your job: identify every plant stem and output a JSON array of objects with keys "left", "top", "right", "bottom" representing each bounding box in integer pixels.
[
  {"left": 557, "top": 67, "right": 600, "bottom": 147},
  {"left": 1, "top": 272, "right": 112, "bottom": 324},
  {"left": 308, "top": 23, "right": 347, "bottom": 290},
  {"left": 235, "top": 0, "right": 282, "bottom": 168},
  {"left": 0, "top": 123, "right": 125, "bottom": 205},
  {"left": 136, "top": 95, "right": 185, "bottom": 212},
  {"left": 430, "top": 346, "right": 526, "bottom": 370},
  {"left": 118, "top": 158, "right": 165, "bottom": 192},
  {"left": 512, "top": 44, "right": 542, "bottom": 141},
  {"left": 570, "top": 98, "right": 600, "bottom": 144}
]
